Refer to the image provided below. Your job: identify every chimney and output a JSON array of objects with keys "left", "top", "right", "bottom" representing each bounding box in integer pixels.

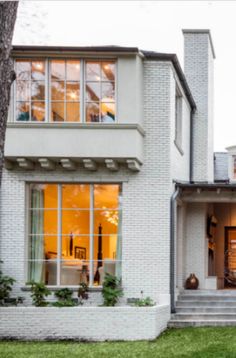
[{"left": 183, "top": 29, "right": 215, "bottom": 182}]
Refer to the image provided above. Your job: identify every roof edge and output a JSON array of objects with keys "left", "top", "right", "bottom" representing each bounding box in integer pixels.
[
  {"left": 12, "top": 45, "right": 140, "bottom": 54},
  {"left": 142, "top": 51, "right": 196, "bottom": 110}
]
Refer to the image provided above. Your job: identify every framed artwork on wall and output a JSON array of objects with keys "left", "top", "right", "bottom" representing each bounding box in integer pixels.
[{"left": 74, "top": 246, "right": 86, "bottom": 260}]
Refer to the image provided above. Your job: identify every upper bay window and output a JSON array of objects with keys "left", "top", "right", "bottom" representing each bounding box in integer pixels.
[{"left": 14, "top": 59, "right": 116, "bottom": 123}]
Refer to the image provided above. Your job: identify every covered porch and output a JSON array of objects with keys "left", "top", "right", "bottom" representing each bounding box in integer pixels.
[{"left": 175, "top": 184, "right": 236, "bottom": 292}]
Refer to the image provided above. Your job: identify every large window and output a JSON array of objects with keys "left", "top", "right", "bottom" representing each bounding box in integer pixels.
[
  {"left": 14, "top": 59, "right": 116, "bottom": 123},
  {"left": 28, "top": 183, "right": 122, "bottom": 286}
]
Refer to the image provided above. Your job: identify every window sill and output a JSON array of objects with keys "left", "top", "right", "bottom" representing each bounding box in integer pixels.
[
  {"left": 21, "top": 285, "right": 102, "bottom": 292},
  {"left": 174, "top": 140, "right": 184, "bottom": 156},
  {"left": 7, "top": 122, "right": 146, "bottom": 136}
]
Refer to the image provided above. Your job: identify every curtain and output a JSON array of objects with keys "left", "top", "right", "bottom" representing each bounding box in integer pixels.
[
  {"left": 29, "top": 187, "right": 44, "bottom": 282},
  {"left": 115, "top": 189, "right": 122, "bottom": 279}
]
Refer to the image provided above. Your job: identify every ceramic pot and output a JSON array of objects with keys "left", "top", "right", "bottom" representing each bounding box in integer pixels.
[{"left": 185, "top": 273, "right": 199, "bottom": 289}]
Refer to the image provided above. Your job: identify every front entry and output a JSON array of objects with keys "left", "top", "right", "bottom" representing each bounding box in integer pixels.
[{"left": 224, "top": 227, "right": 236, "bottom": 288}]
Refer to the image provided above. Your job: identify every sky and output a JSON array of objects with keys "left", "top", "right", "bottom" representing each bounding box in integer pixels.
[{"left": 13, "top": 0, "right": 236, "bottom": 152}]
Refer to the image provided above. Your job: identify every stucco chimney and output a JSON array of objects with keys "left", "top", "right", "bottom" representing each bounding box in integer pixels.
[{"left": 183, "top": 29, "right": 215, "bottom": 182}]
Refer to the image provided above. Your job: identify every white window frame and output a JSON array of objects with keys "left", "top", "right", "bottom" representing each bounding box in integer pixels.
[
  {"left": 11, "top": 58, "right": 117, "bottom": 124},
  {"left": 174, "top": 85, "right": 183, "bottom": 154},
  {"left": 27, "top": 183, "right": 122, "bottom": 287}
]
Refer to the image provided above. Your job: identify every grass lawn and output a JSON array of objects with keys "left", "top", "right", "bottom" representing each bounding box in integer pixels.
[{"left": 1, "top": 327, "right": 236, "bottom": 358}]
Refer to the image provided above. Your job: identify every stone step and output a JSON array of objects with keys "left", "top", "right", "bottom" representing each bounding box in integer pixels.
[
  {"left": 168, "top": 320, "right": 236, "bottom": 328},
  {"left": 176, "top": 300, "right": 236, "bottom": 307},
  {"left": 172, "top": 313, "right": 236, "bottom": 320},
  {"left": 178, "top": 295, "right": 236, "bottom": 301},
  {"left": 176, "top": 307, "right": 236, "bottom": 313},
  {"left": 181, "top": 290, "right": 236, "bottom": 295}
]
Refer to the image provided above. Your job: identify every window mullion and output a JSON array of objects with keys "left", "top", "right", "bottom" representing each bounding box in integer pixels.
[
  {"left": 81, "top": 59, "right": 85, "bottom": 123},
  {"left": 45, "top": 59, "right": 49, "bottom": 122},
  {"left": 57, "top": 184, "right": 62, "bottom": 286},
  {"left": 89, "top": 184, "right": 94, "bottom": 287}
]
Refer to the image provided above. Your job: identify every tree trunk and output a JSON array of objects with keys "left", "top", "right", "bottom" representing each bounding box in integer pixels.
[{"left": 0, "top": 1, "right": 18, "bottom": 184}]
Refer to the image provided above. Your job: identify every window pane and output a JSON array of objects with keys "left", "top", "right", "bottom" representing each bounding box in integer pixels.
[
  {"left": 30, "top": 210, "right": 57, "bottom": 235},
  {"left": 102, "top": 82, "right": 115, "bottom": 101},
  {"left": 102, "top": 62, "right": 115, "bottom": 81},
  {"left": 101, "top": 102, "right": 115, "bottom": 122},
  {"left": 28, "top": 234, "right": 57, "bottom": 285},
  {"left": 86, "top": 62, "right": 100, "bottom": 81},
  {"left": 51, "top": 60, "right": 65, "bottom": 80},
  {"left": 51, "top": 81, "right": 65, "bottom": 100},
  {"left": 66, "top": 82, "right": 80, "bottom": 101},
  {"left": 62, "top": 184, "right": 90, "bottom": 209},
  {"left": 51, "top": 102, "right": 65, "bottom": 122},
  {"left": 31, "top": 81, "right": 45, "bottom": 100},
  {"left": 94, "top": 259, "right": 119, "bottom": 285},
  {"left": 94, "top": 184, "right": 119, "bottom": 209},
  {"left": 61, "top": 260, "right": 89, "bottom": 285},
  {"left": 67, "top": 60, "right": 80, "bottom": 81},
  {"left": 16, "top": 102, "right": 30, "bottom": 121},
  {"left": 16, "top": 60, "right": 31, "bottom": 80},
  {"left": 94, "top": 235, "right": 118, "bottom": 261},
  {"left": 62, "top": 235, "right": 90, "bottom": 260},
  {"left": 66, "top": 102, "right": 80, "bottom": 122},
  {"left": 86, "top": 82, "right": 100, "bottom": 101},
  {"left": 62, "top": 210, "right": 90, "bottom": 235},
  {"left": 86, "top": 102, "right": 99, "bottom": 122},
  {"left": 30, "top": 183, "right": 58, "bottom": 209},
  {"left": 94, "top": 210, "right": 119, "bottom": 235},
  {"left": 16, "top": 81, "right": 30, "bottom": 101},
  {"left": 31, "top": 102, "right": 45, "bottom": 122},
  {"left": 32, "top": 61, "right": 45, "bottom": 80}
]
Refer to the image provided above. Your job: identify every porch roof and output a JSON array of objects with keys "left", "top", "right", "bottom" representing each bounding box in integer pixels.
[{"left": 176, "top": 182, "right": 236, "bottom": 202}]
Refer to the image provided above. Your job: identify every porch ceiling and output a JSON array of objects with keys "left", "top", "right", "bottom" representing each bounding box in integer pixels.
[{"left": 177, "top": 183, "right": 236, "bottom": 203}]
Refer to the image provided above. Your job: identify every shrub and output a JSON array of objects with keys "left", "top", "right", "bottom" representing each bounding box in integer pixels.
[
  {"left": 0, "top": 262, "right": 16, "bottom": 304},
  {"left": 53, "top": 288, "right": 78, "bottom": 307},
  {"left": 28, "top": 281, "right": 51, "bottom": 307},
  {"left": 133, "top": 296, "right": 155, "bottom": 307},
  {"left": 102, "top": 273, "right": 123, "bottom": 307}
]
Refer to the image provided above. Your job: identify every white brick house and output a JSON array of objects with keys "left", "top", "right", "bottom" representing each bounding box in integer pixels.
[{"left": 2, "top": 28, "right": 234, "bottom": 339}]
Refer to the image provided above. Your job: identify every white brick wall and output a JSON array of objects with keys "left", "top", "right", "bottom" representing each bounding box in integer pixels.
[
  {"left": 0, "top": 305, "right": 170, "bottom": 341},
  {"left": 183, "top": 31, "right": 214, "bottom": 182},
  {"left": 184, "top": 202, "right": 207, "bottom": 288},
  {"left": 0, "top": 39, "right": 210, "bottom": 338}
]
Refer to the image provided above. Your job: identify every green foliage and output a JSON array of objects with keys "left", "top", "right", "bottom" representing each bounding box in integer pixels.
[
  {"left": 53, "top": 288, "right": 78, "bottom": 307},
  {"left": 0, "top": 261, "right": 16, "bottom": 303},
  {"left": 27, "top": 281, "right": 51, "bottom": 307},
  {"left": 133, "top": 296, "right": 155, "bottom": 307},
  {"left": 78, "top": 282, "right": 89, "bottom": 300},
  {"left": 54, "top": 288, "right": 73, "bottom": 301},
  {"left": 102, "top": 273, "right": 123, "bottom": 307}
]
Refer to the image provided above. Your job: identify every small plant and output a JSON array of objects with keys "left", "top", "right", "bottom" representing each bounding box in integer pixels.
[
  {"left": 78, "top": 282, "right": 89, "bottom": 300},
  {"left": 0, "top": 261, "right": 16, "bottom": 305},
  {"left": 102, "top": 273, "right": 123, "bottom": 307},
  {"left": 28, "top": 281, "right": 51, "bottom": 307},
  {"left": 53, "top": 288, "right": 78, "bottom": 307},
  {"left": 133, "top": 296, "right": 155, "bottom": 307}
]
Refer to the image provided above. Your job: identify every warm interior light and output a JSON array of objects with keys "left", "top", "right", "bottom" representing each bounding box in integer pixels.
[
  {"left": 70, "top": 92, "right": 77, "bottom": 100},
  {"left": 104, "top": 65, "right": 109, "bottom": 70},
  {"left": 35, "top": 63, "right": 43, "bottom": 70},
  {"left": 75, "top": 64, "right": 80, "bottom": 70}
]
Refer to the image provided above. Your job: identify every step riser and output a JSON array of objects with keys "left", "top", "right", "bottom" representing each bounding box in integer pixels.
[
  {"left": 168, "top": 321, "right": 236, "bottom": 328},
  {"left": 179, "top": 296, "right": 236, "bottom": 301},
  {"left": 181, "top": 290, "right": 236, "bottom": 295},
  {"left": 173, "top": 314, "right": 236, "bottom": 320},
  {"left": 176, "top": 301, "right": 236, "bottom": 307},
  {"left": 176, "top": 307, "right": 236, "bottom": 313}
]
